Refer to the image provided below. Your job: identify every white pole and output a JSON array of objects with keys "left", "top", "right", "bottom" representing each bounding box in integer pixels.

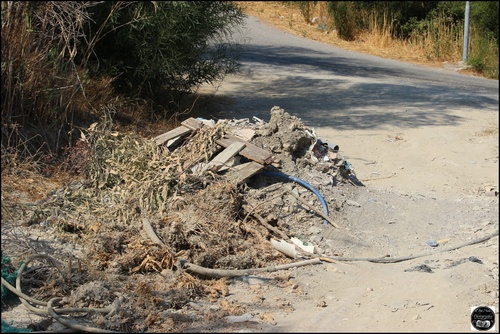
[{"left": 462, "top": 1, "right": 470, "bottom": 62}]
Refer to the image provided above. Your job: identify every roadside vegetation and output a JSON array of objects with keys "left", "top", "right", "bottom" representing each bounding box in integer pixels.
[{"left": 1, "top": 1, "right": 244, "bottom": 169}]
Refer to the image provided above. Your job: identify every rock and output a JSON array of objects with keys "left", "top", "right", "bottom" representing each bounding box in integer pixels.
[
  {"left": 226, "top": 313, "right": 253, "bottom": 323},
  {"left": 316, "top": 300, "right": 327, "bottom": 307},
  {"left": 308, "top": 226, "right": 322, "bottom": 234},
  {"left": 324, "top": 239, "right": 335, "bottom": 247},
  {"left": 311, "top": 235, "right": 323, "bottom": 244},
  {"left": 346, "top": 199, "right": 361, "bottom": 207},
  {"left": 485, "top": 190, "right": 498, "bottom": 197},
  {"left": 426, "top": 240, "right": 438, "bottom": 247}
]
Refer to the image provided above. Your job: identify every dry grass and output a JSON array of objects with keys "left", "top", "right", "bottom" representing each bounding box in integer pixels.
[{"left": 477, "top": 126, "right": 499, "bottom": 137}]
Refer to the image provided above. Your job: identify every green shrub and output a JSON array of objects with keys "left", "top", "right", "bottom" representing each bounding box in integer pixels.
[
  {"left": 82, "top": 1, "right": 245, "bottom": 99},
  {"left": 468, "top": 30, "right": 499, "bottom": 78}
]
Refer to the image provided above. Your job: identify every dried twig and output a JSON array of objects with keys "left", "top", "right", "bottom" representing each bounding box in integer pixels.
[
  {"left": 245, "top": 208, "right": 291, "bottom": 242},
  {"left": 287, "top": 190, "right": 340, "bottom": 228},
  {"left": 47, "top": 297, "right": 120, "bottom": 333},
  {"left": 241, "top": 190, "right": 287, "bottom": 225},
  {"left": 322, "top": 230, "right": 499, "bottom": 263},
  {"left": 179, "top": 258, "right": 322, "bottom": 278},
  {"left": 142, "top": 217, "right": 165, "bottom": 246},
  {"left": 359, "top": 172, "right": 397, "bottom": 182}
]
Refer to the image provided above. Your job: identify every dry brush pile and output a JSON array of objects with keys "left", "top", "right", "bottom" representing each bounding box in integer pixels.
[{"left": 1, "top": 107, "right": 358, "bottom": 332}]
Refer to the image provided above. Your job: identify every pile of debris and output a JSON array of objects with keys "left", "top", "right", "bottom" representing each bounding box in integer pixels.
[
  {"left": 150, "top": 106, "right": 359, "bottom": 261},
  {"left": 1, "top": 106, "right": 360, "bottom": 332}
]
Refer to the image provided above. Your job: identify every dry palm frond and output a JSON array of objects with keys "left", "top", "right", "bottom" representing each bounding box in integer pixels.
[{"left": 16, "top": 119, "right": 242, "bottom": 268}]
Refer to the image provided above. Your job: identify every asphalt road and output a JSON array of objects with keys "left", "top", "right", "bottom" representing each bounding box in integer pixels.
[{"left": 215, "top": 15, "right": 499, "bottom": 131}]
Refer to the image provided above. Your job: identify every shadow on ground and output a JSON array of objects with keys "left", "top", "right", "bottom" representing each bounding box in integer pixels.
[{"left": 185, "top": 44, "right": 498, "bottom": 132}]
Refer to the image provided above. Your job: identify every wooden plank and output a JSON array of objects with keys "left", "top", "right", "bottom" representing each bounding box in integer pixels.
[
  {"left": 154, "top": 126, "right": 191, "bottom": 146},
  {"left": 233, "top": 128, "right": 255, "bottom": 141},
  {"left": 202, "top": 142, "right": 246, "bottom": 172},
  {"left": 181, "top": 117, "right": 206, "bottom": 130},
  {"left": 181, "top": 117, "right": 273, "bottom": 164},
  {"left": 224, "top": 161, "right": 264, "bottom": 184},
  {"left": 216, "top": 134, "right": 274, "bottom": 165}
]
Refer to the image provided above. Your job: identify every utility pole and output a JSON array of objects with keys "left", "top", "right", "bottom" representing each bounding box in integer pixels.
[{"left": 462, "top": 1, "right": 470, "bottom": 62}]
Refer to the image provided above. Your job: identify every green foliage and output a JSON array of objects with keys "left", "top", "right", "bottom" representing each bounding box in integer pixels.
[
  {"left": 469, "top": 1, "right": 499, "bottom": 42},
  {"left": 330, "top": 1, "right": 440, "bottom": 39},
  {"left": 384, "top": 1, "right": 439, "bottom": 39},
  {"left": 468, "top": 31, "right": 499, "bottom": 78},
  {"left": 1, "top": 253, "right": 18, "bottom": 301},
  {"left": 1, "top": 320, "right": 31, "bottom": 333},
  {"left": 325, "top": 1, "right": 498, "bottom": 43},
  {"left": 326, "top": 2, "right": 360, "bottom": 41},
  {"left": 323, "top": 1, "right": 498, "bottom": 78},
  {"left": 82, "top": 1, "right": 245, "bottom": 99},
  {"left": 429, "top": 1, "right": 499, "bottom": 41},
  {"left": 1, "top": 1, "right": 246, "bottom": 156},
  {"left": 430, "top": 1, "right": 465, "bottom": 22}
]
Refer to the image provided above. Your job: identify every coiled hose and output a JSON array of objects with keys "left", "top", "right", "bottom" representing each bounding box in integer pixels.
[{"left": 258, "top": 170, "right": 329, "bottom": 224}]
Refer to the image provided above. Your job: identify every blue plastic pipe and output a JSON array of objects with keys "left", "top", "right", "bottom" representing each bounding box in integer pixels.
[{"left": 259, "top": 170, "right": 329, "bottom": 225}]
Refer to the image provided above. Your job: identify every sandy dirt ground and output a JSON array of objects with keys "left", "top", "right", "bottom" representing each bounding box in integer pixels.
[
  {"left": 186, "top": 9, "right": 499, "bottom": 332},
  {"left": 195, "top": 85, "right": 499, "bottom": 334}
]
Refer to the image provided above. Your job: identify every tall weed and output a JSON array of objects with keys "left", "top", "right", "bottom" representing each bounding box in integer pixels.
[{"left": 467, "top": 27, "right": 499, "bottom": 78}]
